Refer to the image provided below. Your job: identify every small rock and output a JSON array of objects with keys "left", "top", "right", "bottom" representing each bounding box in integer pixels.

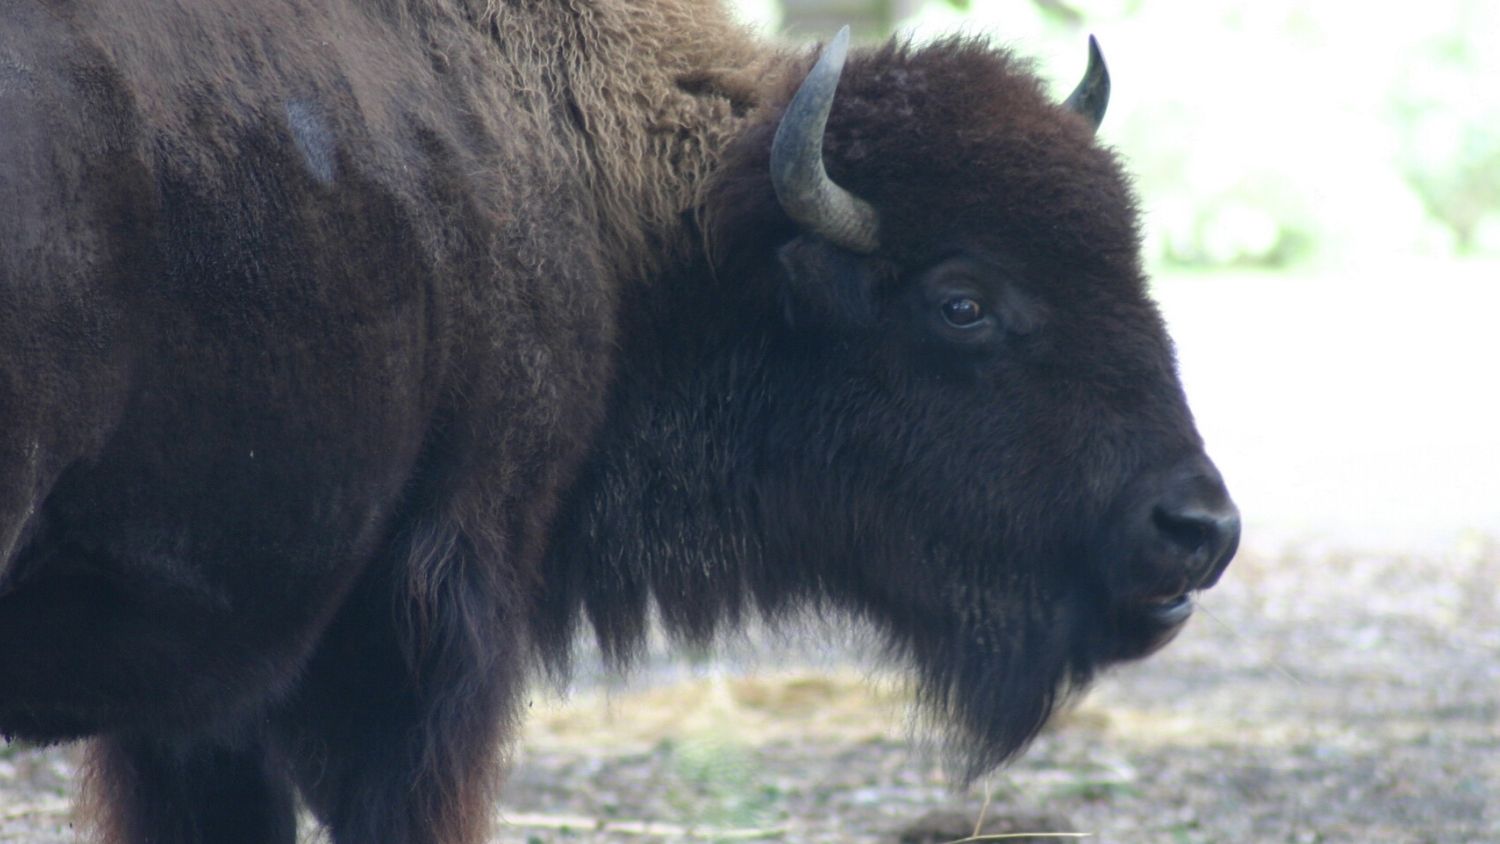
[{"left": 891, "top": 808, "right": 1077, "bottom": 844}]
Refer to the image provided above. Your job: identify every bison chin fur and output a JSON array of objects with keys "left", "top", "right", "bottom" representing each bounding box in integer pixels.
[
  {"left": 536, "top": 484, "right": 1095, "bottom": 783},
  {"left": 892, "top": 602, "right": 1093, "bottom": 782}
]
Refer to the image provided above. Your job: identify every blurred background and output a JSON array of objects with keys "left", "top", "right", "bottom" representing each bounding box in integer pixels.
[{"left": 729, "top": 0, "right": 1500, "bottom": 558}]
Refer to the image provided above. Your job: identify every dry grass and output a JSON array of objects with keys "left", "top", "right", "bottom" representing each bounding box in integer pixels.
[{"left": 524, "top": 670, "right": 911, "bottom": 754}]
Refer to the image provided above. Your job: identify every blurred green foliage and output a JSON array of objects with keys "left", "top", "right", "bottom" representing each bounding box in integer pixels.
[
  {"left": 1389, "top": 4, "right": 1500, "bottom": 255},
  {"left": 736, "top": 0, "right": 1500, "bottom": 270}
]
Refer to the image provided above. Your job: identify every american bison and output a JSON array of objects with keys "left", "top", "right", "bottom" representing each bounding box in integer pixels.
[{"left": 0, "top": 1, "right": 1238, "bottom": 841}]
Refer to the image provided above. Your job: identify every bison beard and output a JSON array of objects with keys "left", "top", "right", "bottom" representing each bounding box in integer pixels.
[{"left": 0, "top": 1, "right": 1238, "bottom": 843}]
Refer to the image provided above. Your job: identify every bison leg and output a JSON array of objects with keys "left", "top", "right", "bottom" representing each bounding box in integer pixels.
[
  {"left": 83, "top": 732, "right": 296, "bottom": 844},
  {"left": 275, "top": 520, "right": 522, "bottom": 844}
]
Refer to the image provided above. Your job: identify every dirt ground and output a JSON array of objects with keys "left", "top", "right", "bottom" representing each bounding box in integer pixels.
[{"left": 3, "top": 538, "right": 1497, "bottom": 843}]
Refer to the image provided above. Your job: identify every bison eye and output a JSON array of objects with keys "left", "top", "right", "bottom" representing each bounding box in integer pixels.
[{"left": 941, "top": 297, "right": 985, "bottom": 328}]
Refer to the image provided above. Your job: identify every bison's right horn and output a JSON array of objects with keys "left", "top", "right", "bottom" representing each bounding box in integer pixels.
[
  {"left": 771, "top": 26, "right": 880, "bottom": 254},
  {"left": 1064, "top": 35, "right": 1110, "bottom": 132}
]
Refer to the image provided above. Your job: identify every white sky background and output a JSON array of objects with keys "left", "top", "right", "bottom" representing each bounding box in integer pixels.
[
  {"left": 728, "top": 1, "right": 1500, "bottom": 556},
  {"left": 1158, "top": 263, "right": 1500, "bottom": 556}
]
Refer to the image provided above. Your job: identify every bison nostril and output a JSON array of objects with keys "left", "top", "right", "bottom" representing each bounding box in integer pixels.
[
  {"left": 1151, "top": 502, "right": 1240, "bottom": 588},
  {"left": 1153, "top": 506, "right": 1212, "bottom": 554}
]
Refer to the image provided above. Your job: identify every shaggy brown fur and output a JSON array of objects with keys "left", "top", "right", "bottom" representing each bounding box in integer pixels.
[{"left": 0, "top": 1, "right": 1236, "bottom": 842}]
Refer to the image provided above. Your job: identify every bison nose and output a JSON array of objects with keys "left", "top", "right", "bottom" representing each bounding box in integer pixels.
[
  {"left": 1151, "top": 461, "right": 1240, "bottom": 592},
  {"left": 1153, "top": 500, "right": 1239, "bottom": 589}
]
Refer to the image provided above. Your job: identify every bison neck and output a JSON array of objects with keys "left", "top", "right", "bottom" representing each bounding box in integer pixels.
[{"left": 533, "top": 253, "right": 848, "bottom": 673}]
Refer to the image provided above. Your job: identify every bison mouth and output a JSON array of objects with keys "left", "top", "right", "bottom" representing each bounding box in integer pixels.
[{"left": 1100, "top": 592, "right": 1196, "bottom": 662}]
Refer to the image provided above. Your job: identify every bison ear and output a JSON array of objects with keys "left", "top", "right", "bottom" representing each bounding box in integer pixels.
[
  {"left": 1063, "top": 35, "right": 1110, "bottom": 132},
  {"left": 776, "top": 237, "right": 878, "bottom": 329}
]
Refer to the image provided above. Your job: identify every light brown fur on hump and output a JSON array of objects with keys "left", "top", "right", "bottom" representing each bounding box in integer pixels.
[{"left": 478, "top": 0, "right": 793, "bottom": 274}]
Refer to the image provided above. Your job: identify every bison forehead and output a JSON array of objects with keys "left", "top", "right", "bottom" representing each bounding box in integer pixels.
[{"left": 818, "top": 37, "right": 1142, "bottom": 270}]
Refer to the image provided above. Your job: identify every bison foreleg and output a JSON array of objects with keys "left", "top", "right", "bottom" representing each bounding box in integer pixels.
[
  {"left": 274, "top": 519, "right": 522, "bottom": 844},
  {"left": 83, "top": 732, "right": 297, "bottom": 844}
]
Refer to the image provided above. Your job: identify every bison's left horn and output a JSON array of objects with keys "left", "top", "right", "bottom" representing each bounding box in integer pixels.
[
  {"left": 1064, "top": 35, "right": 1110, "bottom": 132},
  {"left": 771, "top": 26, "right": 880, "bottom": 254}
]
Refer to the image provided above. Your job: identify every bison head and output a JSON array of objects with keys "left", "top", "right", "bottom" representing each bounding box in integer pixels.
[{"left": 538, "top": 30, "right": 1237, "bottom": 781}]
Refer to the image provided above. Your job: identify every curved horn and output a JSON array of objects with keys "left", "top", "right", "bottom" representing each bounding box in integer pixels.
[
  {"left": 771, "top": 26, "right": 880, "bottom": 253},
  {"left": 1064, "top": 35, "right": 1110, "bottom": 132}
]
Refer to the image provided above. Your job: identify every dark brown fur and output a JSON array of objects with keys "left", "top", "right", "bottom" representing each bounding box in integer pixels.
[{"left": 0, "top": 2, "right": 1234, "bottom": 842}]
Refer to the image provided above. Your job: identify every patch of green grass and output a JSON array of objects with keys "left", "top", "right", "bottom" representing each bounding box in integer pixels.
[
  {"left": 661, "top": 735, "right": 787, "bottom": 837},
  {"left": 1167, "top": 820, "right": 1206, "bottom": 844},
  {"left": 1047, "top": 778, "right": 1142, "bottom": 803}
]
